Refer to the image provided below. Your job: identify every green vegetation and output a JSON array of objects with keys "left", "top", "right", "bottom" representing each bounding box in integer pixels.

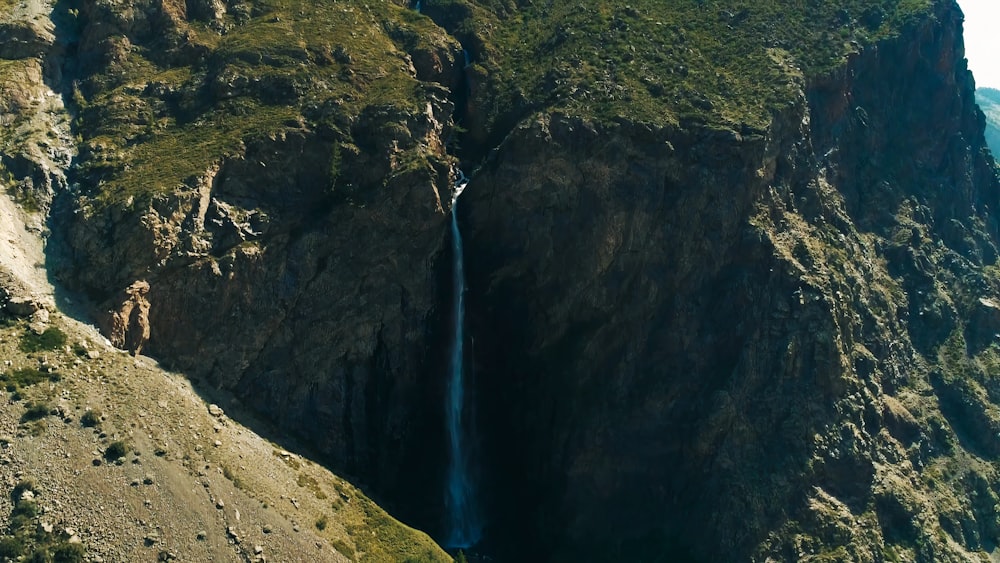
[
  {"left": 427, "top": 0, "right": 933, "bottom": 133},
  {"left": 80, "top": 409, "right": 101, "bottom": 428},
  {"left": 70, "top": 0, "right": 935, "bottom": 216},
  {"left": 296, "top": 473, "right": 327, "bottom": 499},
  {"left": 20, "top": 402, "right": 50, "bottom": 423},
  {"left": 103, "top": 441, "right": 128, "bottom": 461},
  {"left": 221, "top": 465, "right": 246, "bottom": 490},
  {"left": 19, "top": 327, "right": 68, "bottom": 353},
  {"left": 345, "top": 494, "right": 451, "bottom": 562},
  {"left": 2, "top": 366, "right": 59, "bottom": 388},
  {"left": 1, "top": 482, "right": 86, "bottom": 563},
  {"left": 73, "top": 0, "right": 439, "bottom": 207}
]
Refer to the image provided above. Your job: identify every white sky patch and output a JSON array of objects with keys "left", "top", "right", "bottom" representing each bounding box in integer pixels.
[{"left": 959, "top": 0, "right": 1000, "bottom": 89}]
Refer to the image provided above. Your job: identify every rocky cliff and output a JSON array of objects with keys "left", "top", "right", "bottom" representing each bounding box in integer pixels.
[
  {"left": 49, "top": 0, "right": 466, "bottom": 528},
  {"left": 5, "top": 0, "right": 1000, "bottom": 560},
  {"left": 978, "top": 88, "right": 1000, "bottom": 157},
  {"left": 463, "top": 0, "right": 1000, "bottom": 559}
]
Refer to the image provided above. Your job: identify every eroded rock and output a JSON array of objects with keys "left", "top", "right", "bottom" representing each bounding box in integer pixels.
[{"left": 102, "top": 280, "right": 151, "bottom": 355}]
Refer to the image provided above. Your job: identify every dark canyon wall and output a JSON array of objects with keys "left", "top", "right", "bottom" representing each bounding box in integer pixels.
[{"left": 462, "top": 2, "right": 1000, "bottom": 560}]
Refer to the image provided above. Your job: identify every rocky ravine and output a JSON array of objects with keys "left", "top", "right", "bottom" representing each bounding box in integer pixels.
[{"left": 6, "top": 0, "right": 1000, "bottom": 562}]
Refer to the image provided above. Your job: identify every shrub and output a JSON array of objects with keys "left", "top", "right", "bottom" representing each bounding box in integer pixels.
[
  {"left": 0, "top": 536, "right": 24, "bottom": 559},
  {"left": 11, "top": 479, "right": 36, "bottom": 501},
  {"left": 315, "top": 515, "right": 328, "bottom": 530},
  {"left": 12, "top": 499, "right": 39, "bottom": 520},
  {"left": 104, "top": 441, "right": 127, "bottom": 461},
  {"left": 19, "top": 327, "right": 68, "bottom": 353},
  {"left": 80, "top": 410, "right": 101, "bottom": 428},
  {"left": 21, "top": 403, "right": 50, "bottom": 422},
  {"left": 5, "top": 367, "right": 51, "bottom": 387},
  {"left": 52, "top": 542, "right": 85, "bottom": 563},
  {"left": 222, "top": 465, "right": 245, "bottom": 490},
  {"left": 330, "top": 539, "right": 354, "bottom": 559}
]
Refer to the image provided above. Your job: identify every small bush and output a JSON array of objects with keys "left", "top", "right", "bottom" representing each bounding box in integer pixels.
[
  {"left": 21, "top": 403, "right": 50, "bottom": 422},
  {"left": 5, "top": 367, "right": 49, "bottom": 387},
  {"left": 0, "top": 536, "right": 24, "bottom": 559},
  {"left": 52, "top": 542, "right": 85, "bottom": 563},
  {"left": 222, "top": 465, "right": 245, "bottom": 490},
  {"left": 104, "top": 441, "right": 127, "bottom": 461},
  {"left": 330, "top": 539, "right": 354, "bottom": 559},
  {"left": 12, "top": 499, "right": 39, "bottom": 520},
  {"left": 315, "top": 515, "right": 328, "bottom": 530},
  {"left": 11, "top": 479, "right": 36, "bottom": 501},
  {"left": 19, "top": 327, "right": 68, "bottom": 353},
  {"left": 80, "top": 410, "right": 101, "bottom": 428}
]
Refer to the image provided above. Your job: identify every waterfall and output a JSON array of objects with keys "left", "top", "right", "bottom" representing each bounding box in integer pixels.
[
  {"left": 444, "top": 170, "right": 483, "bottom": 549},
  {"left": 413, "top": 0, "right": 482, "bottom": 542}
]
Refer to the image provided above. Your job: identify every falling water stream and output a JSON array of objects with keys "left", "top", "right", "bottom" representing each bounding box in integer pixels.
[
  {"left": 409, "top": 0, "right": 482, "bottom": 544},
  {"left": 444, "top": 170, "right": 483, "bottom": 549}
]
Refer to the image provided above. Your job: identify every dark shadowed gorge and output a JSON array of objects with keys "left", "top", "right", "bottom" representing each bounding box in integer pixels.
[{"left": 4, "top": 0, "right": 1000, "bottom": 561}]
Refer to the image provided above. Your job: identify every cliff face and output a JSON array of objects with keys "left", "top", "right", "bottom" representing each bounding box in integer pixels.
[
  {"left": 7, "top": 0, "right": 1000, "bottom": 560},
  {"left": 48, "top": 0, "right": 465, "bottom": 527},
  {"left": 978, "top": 88, "right": 1000, "bottom": 157},
  {"left": 463, "top": 1, "right": 1000, "bottom": 560}
]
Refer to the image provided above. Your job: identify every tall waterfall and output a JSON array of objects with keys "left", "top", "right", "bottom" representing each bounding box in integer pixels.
[{"left": 444, "top": 171, "right": 483, "bottom": 549}]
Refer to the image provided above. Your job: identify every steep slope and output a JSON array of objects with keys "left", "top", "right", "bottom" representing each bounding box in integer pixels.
[
  {"left": 0, "top": 0, "right": 74, "bottom": 211},
  {"left": 0, "top": 190, "right": 449, "bottom": 562},
  {"left": 977, "top": 88, "right": 1000, "bottom": 157}
]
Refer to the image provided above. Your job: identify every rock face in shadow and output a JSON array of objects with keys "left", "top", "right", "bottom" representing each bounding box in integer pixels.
[
  {"left": 461, "top": 2, "right": 1000, "bottom": 561},
  {"left": 62, "top": 119, "right": 459, "bottom": 520}
]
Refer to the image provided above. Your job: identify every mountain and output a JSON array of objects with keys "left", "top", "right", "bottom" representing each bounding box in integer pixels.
[
  {"left": 978, "top": 87, "right": 1000, "bottom": 156},
  {"left": 3, "top": 0, "right": 1000, "bottom": 561},
  {"left": 0, "top": 178, "right": 448, "bottom": 562}
]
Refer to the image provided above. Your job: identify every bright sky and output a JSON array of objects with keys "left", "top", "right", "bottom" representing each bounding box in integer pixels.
[{"left": 960, "top": 0, "right": 1000, "bottom": 89}]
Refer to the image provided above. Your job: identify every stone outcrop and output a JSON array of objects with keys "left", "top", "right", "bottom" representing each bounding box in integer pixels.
[
  {"left": 0, "top": 0, "right": 74, "bottom": 214},
  {"left": 102, "top": 280, "right": 151, "bottom": 355}
]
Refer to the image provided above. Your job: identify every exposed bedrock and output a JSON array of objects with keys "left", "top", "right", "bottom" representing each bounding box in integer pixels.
[{"left": 460, "top": 2, "right": 1000, "bottom": 560}]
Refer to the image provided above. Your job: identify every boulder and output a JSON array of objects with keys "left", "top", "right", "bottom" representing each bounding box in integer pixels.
[{"left": 5, "top": 296, "right": 39, "bottom": 317}]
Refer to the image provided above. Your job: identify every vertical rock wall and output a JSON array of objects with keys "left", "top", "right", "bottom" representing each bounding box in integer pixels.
[{"left": 461, "top": 2, "right": 1000, "bottom": 560}]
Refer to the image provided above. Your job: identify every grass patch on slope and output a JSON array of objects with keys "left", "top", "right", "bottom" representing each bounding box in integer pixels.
[
  {"left": 73, "top": 0, "right": 438, "bottom": 205},
  {"left": 426, "top": 0, "right": 933, "bottom": 131}
]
